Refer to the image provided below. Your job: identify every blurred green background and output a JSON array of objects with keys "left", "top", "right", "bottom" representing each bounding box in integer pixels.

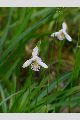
[{"left": 0, "top": 7, "right": 80, "bottom": 113}]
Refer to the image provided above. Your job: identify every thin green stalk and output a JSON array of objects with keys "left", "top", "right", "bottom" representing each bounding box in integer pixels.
[
  {"left": 55, "top": 8, "right": 64, "bottom": 91},
  {"left": 28, "top": 68, "right": 33, "bottom": 112},
  {"left": 57, "top": 41, "right": 65, "bottom": 90}
]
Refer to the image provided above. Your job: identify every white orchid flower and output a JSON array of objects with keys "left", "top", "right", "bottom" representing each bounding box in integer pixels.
[
  {"left": 22, "top": 46, "right": 48, "bottom": 71},
  {"left": 51, "top": 22, "right": 72, "bottom": 42}
]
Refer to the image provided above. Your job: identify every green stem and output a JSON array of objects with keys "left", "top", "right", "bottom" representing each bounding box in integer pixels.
[{"left": 28, "top": 68, "right": 32, "bottom": 112}]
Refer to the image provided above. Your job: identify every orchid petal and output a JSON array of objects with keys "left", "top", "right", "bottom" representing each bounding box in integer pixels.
[
  {"left": 37, "top": 60, "right": 48, "bottom": 68},
  {"left": 62, "top": 22, "right": 67, "bottom": 31},
  {"left": 63, "top": 30, "right": 72, "bottom": 42},
  {"left": 51, "top": 32, "right": 60, "bottom": 38},
  {"left": 51, "top": 33, "right": 55, "bottom": 37},
  {"left": 32, "top": 46, "right": 38, "bottom": 56},
  {"left": 22, "top": 59, "right": 32, "bottom": 68}
]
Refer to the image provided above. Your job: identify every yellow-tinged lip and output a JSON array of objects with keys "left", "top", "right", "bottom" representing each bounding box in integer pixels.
[{"left": 31, "top": 60, "right": 40, "bottom": 71}]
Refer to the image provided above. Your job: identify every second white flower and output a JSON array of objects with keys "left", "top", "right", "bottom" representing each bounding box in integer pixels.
[{"left": 51, "top": 22, "right": 72, "bottom": 42}]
